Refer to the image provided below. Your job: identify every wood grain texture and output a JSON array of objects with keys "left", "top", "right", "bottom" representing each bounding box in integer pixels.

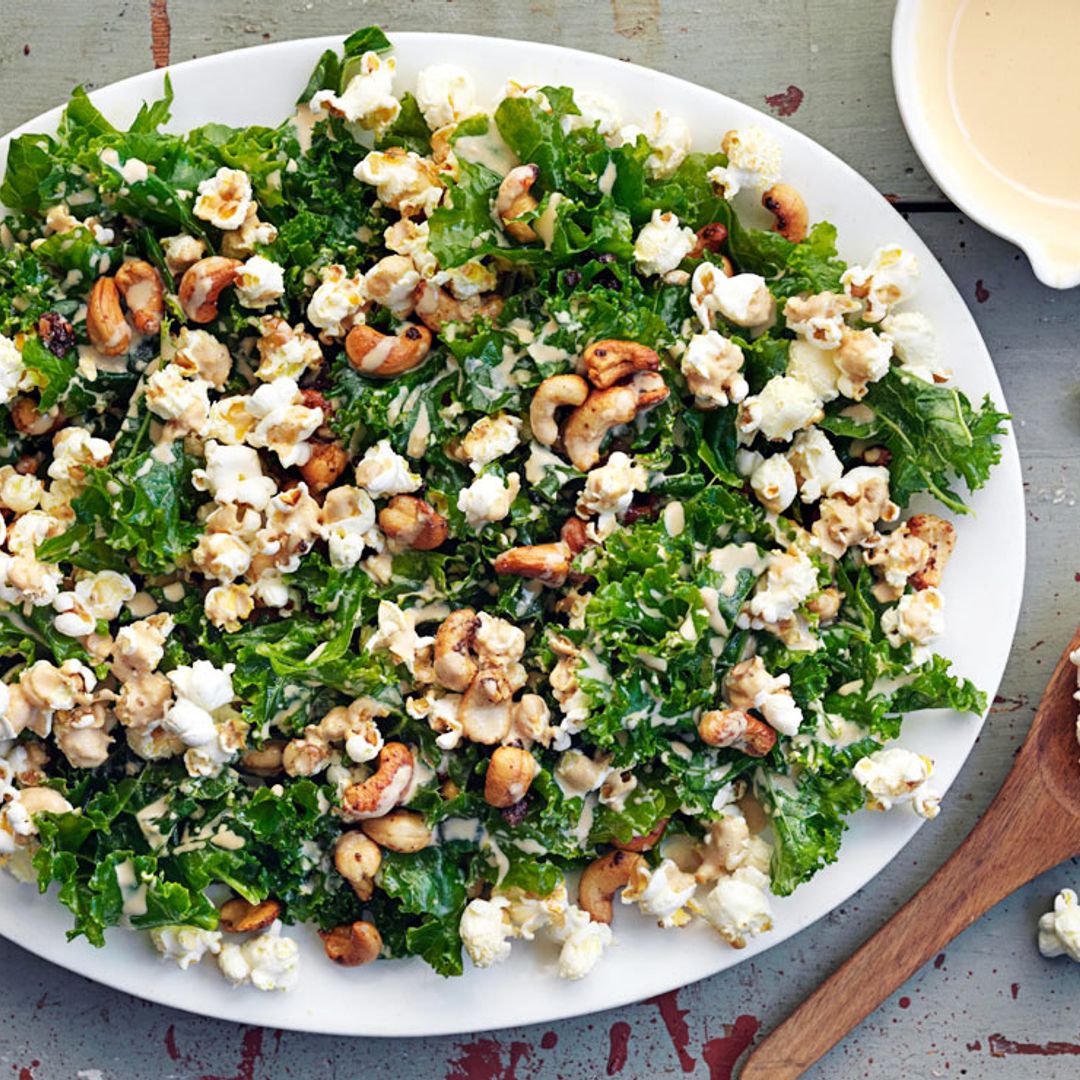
[
  {"left": 743, "top": 627, "right": 1080, "bottom": 1079},
  {"left": 0, "top": 0, "right": 943, "bottom": 201}
]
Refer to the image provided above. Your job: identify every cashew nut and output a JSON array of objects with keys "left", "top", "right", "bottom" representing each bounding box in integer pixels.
[
  {"left": 114, "top": 259, "right": 165, "bottom": 336},
  {"left": 345, "top": 322, "right": 432, "bottom": 377},
  {"left": 529, "top": 374, "right": 589, "bottom": 447},
  {"left": 562, "top": 371, "right": 669, "bottom": 472},
  {"left": 805, "top": 587, "right": 842, "bottom": 624},
  {"left": 321, "top": 920, "right": 382, "bottom": 966},
  {"left": 495, "top": 164, "right": 541, "bottom": 243},
  {"left": 87, "top": 277, "right": 132, "bottom": 356},
  {"left": 483, "top": 745, "right": 539, "bottom": 809},
  {"left": 433, "top": 609, "right": 480, "bottom": 692},
  {"left": 560, "top": 516, "right": 591, "bottom": 555},
  {"left": 340, "top": 742, "right": 415, "bottom": 821},
  {"left": 16, "top": 786, "right": 73, "bottom": 817},
  {"left": 334, "top": 830, "right": 382, "bottom": 900},
  {"left": 11, "top": 397, "right": 62, "bottom": 436},
  {"left": 178, "top": 256, "right": 242, "bottom": 323},
  {"left": 459, "top": 680, "right": 512, "bottom": 745},
  {"left": 218, "top": 897, "right": 281, "bottom": 933},
  {"left": 239, "top": 740, "right": 286, "bottom": 777},
  {"left": 762, "top": 183, "right": 809, "bottom": 244},
  {"left": 690, "top": 222, "right": 729, "bottom": 259},
  {"left": 698, "top": 708, "right": 777, "bottom": 757},
  {"left": 613, "top": 818, "right": 669, "bottom": 853},
  {"left": 299, "top": 442, "right": 349, "bottom": 494},
  {"left": 360, "top": 808, "right": 432, "bottom": 853},
  {"left": 583, "top": 340, "right": 660, "bottom": 390},
  {"left": 413, "top": 280, "right": 503, "bottom": 333},
  {"left": 906, "top": 513, "right": 956, "bottom": 590},
  {"left": 492, "top": 542, "right": 572, "bottom": 587},
  {"left": 378, "top": 495, "right": 448, "bottom": 551},
  {"left": 578, "top": 850, "right": 647, "bottom": 924}
]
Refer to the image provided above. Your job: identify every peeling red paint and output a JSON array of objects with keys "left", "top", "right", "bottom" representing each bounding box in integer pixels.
[
  {"left": 445, "top": 1038, "right": 531, "bottom": 1080},
  {"left": 540, "top": 1031, "right": 557, "bottom": 1050},
  {"left": 765, "top": 85, "right": 805, "bottom": 117},
  {"left": 149, "top": 0, "right": 171, "bottom": 68},
  {"left": 607, "top": 1021, "right": 632, "bottom": 1074},
  {"left": 645, "top": 989, "right": 696, "bottom": 1072},
  {"left": 18, "top": 1067, "right": 35, "bottom": 1080},
  {"left": 199, "top": 1027, "right": 264, "bottom": 1080},
  {"left": 967, "top": 1040, "right": 983, "bottom": 1051},
  {"left": 1011, "top": 983, "right": 1020, "bottom": 1000},
  {"left": 702, "top": 1015, "right": 761, "bottom": 1080},
  {"left": 934, "top": 953, "right": 946, "bottom": 968},
  {"left": 165, "top": 1024, "right": 181, "bottom": 1062},
  {"left": 975, "top": 279, "right": 991, "bottom": 303},
  {"left": 989, "top": 1033, "right": 1080, "bottom": 1057}
]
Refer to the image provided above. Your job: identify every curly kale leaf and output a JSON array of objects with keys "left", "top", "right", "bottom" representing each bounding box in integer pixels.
[
  {"left": 36, "top": 441, "right": 201, "bottom": 575},
  {"left": 822, "top": 369, "right": 1009, "bottom": 514},
  {"left": 757, "top": 766, "right": 866, "bottom": 896},
  {"left": 728, "top": 220, "right": 847, "bottom": 298}
]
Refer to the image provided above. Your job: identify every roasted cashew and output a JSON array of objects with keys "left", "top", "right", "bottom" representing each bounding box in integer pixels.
[
  {"left": 493, "top": 542, "right": 572, "bottom": 587},
  {"left": 87, "top": 277, "right": 132, "bottom": 356},
  {"left": 345, "top": 322, "right": 432, "bottom": 377},
  {"left": 613, "top": 818, "right": 669, "bottom": 853},
  {"left": 906, "top": 513, "right": 956, "bottom": 590},
  {"left": 762, "top": 183, "right": 809, "bottom": 243},
  {"left": 529, "top": 374, "right": 589, "bottom": 447},
  {"left": 413, "top": 280, "right": 503, "bottom": 333},
  {"left": 689, "top": 222, "right": 729, "bottom": 259},
  {"left": 239, "top": 740, "right": 286, "bottom": 777},
  {"left": 459, "top": 679, "right": 512, "bottom": 744},
  {"left": 378, "top": 495, "right": 448, "bottom": 551},
  {"left": 495, "top": 164, "right": 541, "bottom": 242},
  {"left": 321, "top": 920, "right": 382, "bottom": 966},
  {"left": 583, "top": 340, "right": 660, "bottom": 390},
  {"left": 218, "top": 897, "right": 281, "bottom": 933},
  {"left": 114, "top": 259, "right": 165, "bottom": 336},
  {"left": 178, "top": 256, "right": 242, "bottom": 323},
  {"left": 17, "top": 786, "right": 73, "bottom": 817},
  {"left": 484, "top": 745, "right": 539, "bottom": 809},
  {"left": 340, "top": 742, "right": 415, "bottom": 821},
  {"left": 334, "top": 830, "right": 382, "bottom": 900},
  {"left": 299, "top": 442, "right": 349, "bottom": 493},
  {"left": 578, "top": 850, "right": 647, "bottom": 924},
  {"left": 433, "top": 609, "right": 480, "bottom": 692},
  {"left": 563, "top": 371, "right": 669, "bottom": 472},
  {"left": 698, "top": 708, "right": 777, "bottom": 757},
  {"left": 11, "top": 397, "right": 62, "bottom": 436},
  {"left": 559, "top": 516, "right": 591, "bottom": 555},
  {"left": 805, "top": 587, "right": 842, "bottom": 624},
  {"left": 360, "top": 808, "right": 432, "bottom": 853}
]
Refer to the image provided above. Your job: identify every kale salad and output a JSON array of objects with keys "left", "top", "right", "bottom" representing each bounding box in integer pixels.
[{"left": 0, "top": 27, "right": 1006, "bottom": 987}]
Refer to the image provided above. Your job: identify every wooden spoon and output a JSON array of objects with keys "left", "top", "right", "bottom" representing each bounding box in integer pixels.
[{"left": 741, "top": 626, "right": 1080, "bottom": 1080}]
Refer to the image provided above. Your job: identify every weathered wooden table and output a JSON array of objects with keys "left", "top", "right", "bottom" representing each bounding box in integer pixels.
[{"left": 0, "top": 1, "right": 1077, "bottom": 1076}]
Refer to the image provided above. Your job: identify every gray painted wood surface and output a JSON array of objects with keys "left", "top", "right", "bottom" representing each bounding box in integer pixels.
[{"left": 1, "top": 2, "right": 1078, "bottom": 1078}]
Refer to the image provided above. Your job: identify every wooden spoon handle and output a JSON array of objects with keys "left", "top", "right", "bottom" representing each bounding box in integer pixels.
[{"left": 740, "top": 765, "right": 1074, "bottom": 1080}]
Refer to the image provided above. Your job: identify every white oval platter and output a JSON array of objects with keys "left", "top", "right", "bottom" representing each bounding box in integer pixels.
[{"left": 0, "top": 31, "right": 1025, "bottom": 1037}]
